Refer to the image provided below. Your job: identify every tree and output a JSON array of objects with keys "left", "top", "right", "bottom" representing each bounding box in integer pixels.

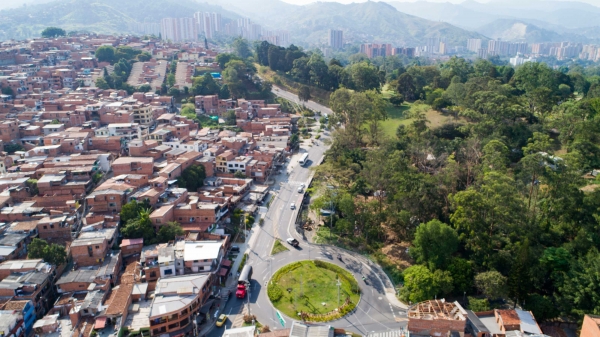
[
  {"left": 400, "top": 265, "right": 453, "bottom": 303},
  {"left": 474, "top": 271, "right": 507, "bottom": 299},
  {"left": 450, "top": 172, "right": 526, "bottom": 267},
  {"left": 28, "top": 238, "right": 67, "bottom": 266},
  {"left": 389, "top": 94, "right": 404, "bottom": 106},
  {"left": 219, "top": 84, "right": 230, "bottom": 99},
  {"left": 225, "top": 110, "right": 237, "bottom": 125},
  {"left": 556, "top": 248, "right": 600, "bottom": 319},
  {"left": 25, "top": 179, "right": 38, "bottom": 196},
  {"left": 180, "top": 103, "right": 196, "bottom": 119},
  {"left": 120, "top": 200, "right": 149, "bottom": 224},
  {"left": 137, "top": 52, "right": 152, "bottom": 62},
  {"left": 215, "top": 53, "right": 240, "bottom": 70},
  {"left": 41, "top": 27, "right": 66, "bottom": 38},
  {"left": 234, "top": 171, "right": 246, "bottom": 179},
  {"left": 157, "top": 221, "right": 184, "bottom": 243},
  {"left": 121, "top": 209, "right": 155, "bottom": 242},
  {"left": 298, "top": 85, "right": 311, "bottom": 102},
  {"left": 468, "top": 297, "right": 490, "bottom": 312},
  {"left": 167, "top": 73, "right": 176, "bottom": 87},
  {"left": 347, "top": 62, "right": 382, "bottom": 91},
  {"left": 177, "top": 165, "right": 207, "bottom": 192},
  {"left": 448, "top": 258, "right": 474, "bottom": 293},
  {"left": 95, "top": 46, "right": 116, "bottom": 63},
  {"left": 395, "top": 73, "right": 416, "bottom": 100},
  {"left": 232, "top": 38, "right": 252, "bottom": 59},
  {"left": 95, "top": 77, "right": 110, "bottom": 89},
  {"left": 3, "top": 143, "right": 24, "bottom": 153},
  {"left": 1, "top": 87, "right": 14, "bottom": 96},
  {"left": 138, "top": 84, "right": 152, "bottom": 93},
  {"left": 410, "top": 219, "right": 459, "bottom": 271},
  {"left": 167, "top": 87, "right": 180, "bottom": 97},
  {"left": 482, "top": 140, "right": 510, "bottom": 173}
]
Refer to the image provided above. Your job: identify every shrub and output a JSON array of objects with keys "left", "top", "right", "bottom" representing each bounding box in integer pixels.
[
  {"left": 468, "top": 297, "right": 490, "bottom": 312},
  {"left": 315, "top": 135, "right": 321, "bottom": 139},
  {"left": 261, "top": 325, "right": 271, "bottom": 333},
  {"left": 268, "top": 283, "right": 283, "bottom": 302},
  {"left": 243, "top": 314, "right": 256, "bottom": 324},
  {"left": 238, "top": 253, "right": 248, "bottom": 273}
]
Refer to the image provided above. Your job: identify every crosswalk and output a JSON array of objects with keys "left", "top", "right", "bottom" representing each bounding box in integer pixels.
[{"left": 231, "top": 304, "right": 248, "bottom": 328}]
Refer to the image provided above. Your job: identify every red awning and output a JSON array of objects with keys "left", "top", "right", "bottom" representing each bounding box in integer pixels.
[
  {"left": 95, "top": 316, "right": 107, "bottom": 330},
  {"left": 219, "top": 267, "right": 228, "bottom": 276},
  {"left": 221, "top": 259, "right": 232, "bottom": 267}
]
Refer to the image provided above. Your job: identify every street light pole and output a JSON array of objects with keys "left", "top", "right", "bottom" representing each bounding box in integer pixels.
[{"left": 337, "top": 279, "right": 341, "bottom": 308}]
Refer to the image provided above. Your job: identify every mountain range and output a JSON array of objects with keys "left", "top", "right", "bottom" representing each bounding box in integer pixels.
[
  {"left": 1, "top": 0, "right": 600, "bottom": 48},
  {"left": 387, "top": 0, "right": 600, "bottom": 43},
  {"left": 0, "top": 0, "right": 240, "bottom": 40}
]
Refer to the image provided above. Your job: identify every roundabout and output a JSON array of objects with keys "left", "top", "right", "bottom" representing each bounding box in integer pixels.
[{"left": 267, "top": 260, "right": 360, "bottom": 322}]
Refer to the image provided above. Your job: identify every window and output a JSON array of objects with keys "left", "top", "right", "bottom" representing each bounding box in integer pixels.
[
  {"left": 50, "top": 225, "right": 54, "bottom": 229},
  {"left": 95, "top": 246, "right": 100, "bottom": 249},
  {"left": 43, "top": 226, "right": 47, "bottom": 230},
  {"left": 193, "top": 260, "right": 198, "bottom": 263},
  {"left": 109, "top": 196, "right": 115, "bottom": 200},
  {"left": 164, "top": 269, "right": 173, "bottom": 275},
  {"left": 150, "top": 271, "right": 156, "bottom": 278}
]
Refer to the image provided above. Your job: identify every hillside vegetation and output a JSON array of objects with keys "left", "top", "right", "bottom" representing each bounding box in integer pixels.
[
  {"left": 308, "top": 54, "right": 600, "bottom": 322},
  {"left": 0, "top": 0, "right": 240, "bottom": 40}
]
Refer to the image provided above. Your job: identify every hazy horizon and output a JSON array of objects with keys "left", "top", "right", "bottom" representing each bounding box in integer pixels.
[{"left": 278, "top": 0, "right": 600, "bottom": 6}]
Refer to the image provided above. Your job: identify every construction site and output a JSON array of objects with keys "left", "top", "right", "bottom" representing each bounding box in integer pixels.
[{"left": 407, "top": 299, "right": 468, "bottom": 337}]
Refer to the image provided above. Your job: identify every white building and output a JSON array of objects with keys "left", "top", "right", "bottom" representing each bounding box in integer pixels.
[
  {"left": 510, "top": 53, "right": 536, "bottom": 67},
  {"left": 182, "top": 240, "right": 224, "bottom": 273},
  {"left": 161, "top": 17, "right": 198, "bottom": 42}
]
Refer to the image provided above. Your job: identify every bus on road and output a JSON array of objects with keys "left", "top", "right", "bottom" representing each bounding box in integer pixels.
[{"left": 299, "top": 153, "right": 309, "bottom": 166}]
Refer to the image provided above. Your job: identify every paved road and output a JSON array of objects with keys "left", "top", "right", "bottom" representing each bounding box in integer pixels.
[
  {"left": 208, "top": 89, "right": 406, "bottom": 337},
  {"left": 272, "top": 86, "right": 334, "bottom": 116}
]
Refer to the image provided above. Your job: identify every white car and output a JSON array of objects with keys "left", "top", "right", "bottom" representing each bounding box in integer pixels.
[{"left": 290, "top": 203, "right": 296, "bottom": 210}]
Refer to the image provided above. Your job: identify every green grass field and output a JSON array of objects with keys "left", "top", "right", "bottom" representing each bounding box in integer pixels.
[
  {"left": 271, "top": 240, "right": 289, "bottom": 255},
  {"left": 268, "top": 261, "right": 359, "bottom": 319},
  {"left": 378, "top": 84, "right": 463, "bottom": 137}
]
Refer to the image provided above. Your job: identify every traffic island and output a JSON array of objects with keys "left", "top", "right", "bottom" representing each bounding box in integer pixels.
[{"left": 267, "top": 260, "right": 360, "bottom": 322}]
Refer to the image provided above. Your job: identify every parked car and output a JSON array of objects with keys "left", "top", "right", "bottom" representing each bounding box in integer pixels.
[
  {"left": 297, "top": 187, "right": 303, "bottom": 193},
  {"left": 230, "top": 246, "right": 240, "bottom": 253},
  {"left": 290, "top": 203, "right": 296, "bottom": 209},
  {"left": 286, "top": 238, "right": 299, "bottom": 247}
]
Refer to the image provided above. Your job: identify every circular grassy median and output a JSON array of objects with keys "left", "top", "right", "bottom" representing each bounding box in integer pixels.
[{"left": 267, "top": 260, "right": 360, "bottom": 322}]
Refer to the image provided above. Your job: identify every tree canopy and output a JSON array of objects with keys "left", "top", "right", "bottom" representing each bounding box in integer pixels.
[
  {"left": 28, "top": 238, "right": 67, "bottom": 266},
  {"left": 41, "top": 27, "right": 66, "bottom": 38}
]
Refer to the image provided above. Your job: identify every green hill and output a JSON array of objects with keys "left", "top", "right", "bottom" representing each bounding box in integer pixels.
[
  {"left": 0, "top": 0, "right": 241, "bottom": 40},
  {"left": 476, "top": 19, "right": 564, "bottom": 43},
  {"left": 263, "top": 1, "right": 485, "bottom": 47}
]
